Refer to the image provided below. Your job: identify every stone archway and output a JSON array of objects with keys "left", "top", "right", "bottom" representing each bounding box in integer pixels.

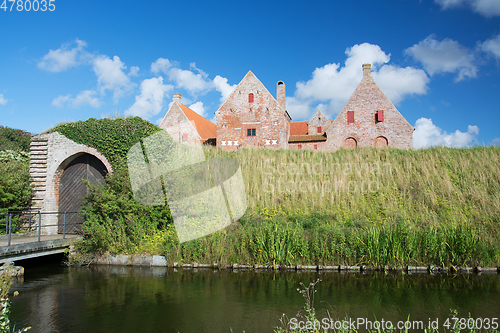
[
  {"left": 57, "top": 153, "right": 108, "bottom": 234},
  {"left": 343, "top": 137, "right": 357, "bottom": 149},
  {"left": 375, "top": 136, "right": 388, "bottom": 147}
]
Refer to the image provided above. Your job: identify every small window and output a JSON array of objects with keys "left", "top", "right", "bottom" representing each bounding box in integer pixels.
[
  {"left": 298, "top": 144, "right": 302, "bottom": 149},
  {"left": 182, "top": 133, "right": 188, "bottom": 141},
  {"left": 249, "top": 93, "right": 254, "bottom": 103},
  {"left": 376, "top": 110, "right": 384, "bottom": 122},
  {"left": 314, "top": 144, "right": 318, "bottom": 150},
  {"left": 347, "top": 111, "right": 354, "bottom": 124},
  {"left": 247, "top": 128, "right": 256, "bottom": 137},
  {"left": 317, "top": 126, "right": 322, "bottom": 133}
]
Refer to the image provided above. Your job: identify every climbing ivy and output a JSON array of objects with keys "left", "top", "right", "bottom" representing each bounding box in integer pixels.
[
  {"left": 51, "top": 117, "right": 174, "bottom": 254},
  {"left": 51, "top": 117, "right": 161, "bottom": 169}
]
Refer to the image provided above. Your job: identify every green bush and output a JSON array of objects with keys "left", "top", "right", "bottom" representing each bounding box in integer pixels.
[
  {"left": 0, "top": 126, "right": 31, "bottom": 152},
  {"left": 0, "top": 153, "right": 33, "bottom": 212},
  {"left": 76, "top": 164, "right": 173, "bottom": 254}
]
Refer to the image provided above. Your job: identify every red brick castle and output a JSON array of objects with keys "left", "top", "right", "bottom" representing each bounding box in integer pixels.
[{"left": 159, "top": 64, "right": 414, "bottom": 151}]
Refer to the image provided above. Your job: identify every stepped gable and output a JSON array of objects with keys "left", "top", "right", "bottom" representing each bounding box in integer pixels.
[
  {"left": 215, "top": 70, "right": 290, "bottom": 151},
  {"left": 326, "top": 64, "right": 414, "bottom": 150},
  {"left": 160, "top": 93, "right": 216, "bottom": 145}
]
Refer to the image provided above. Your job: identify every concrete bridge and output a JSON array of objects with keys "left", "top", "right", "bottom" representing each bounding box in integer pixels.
[{"left": 0, "top": 233, "right": 80, "bottom": 264}]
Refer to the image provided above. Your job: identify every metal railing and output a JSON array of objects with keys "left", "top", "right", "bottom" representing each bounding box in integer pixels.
[{"left": 0, "top": 210, "right": 82, "bottom": 246}]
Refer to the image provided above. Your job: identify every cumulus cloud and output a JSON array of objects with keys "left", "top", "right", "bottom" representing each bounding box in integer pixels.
[
  {"left": 129, "top": 66, "right": 140, "bottom": 77},
  {"left": 213, "top": 75, "right": 236, "bottom": 103},
  {"left": 52, "top": 90, "right": 101, "bottom": 108},
  {"left": 435, "top": 0, "right": 500, "bottom": 17},
  {"left": 125, "top": 77, "right": 172, "bottom": 119},
  {"left": 289, "top": 43, "right": 428, "bottom": 120},
  {"left": 405, "top": 35, "right": 478, "bottom": 82},
  {"left": 413, "top": 117, "right": 479, "bottom": 149},
  {"left": 0, "top": 94, "right": 7, "bottom": 106},
  {"left": 38, "top": 39, "right": 90, "bottom": 72},
  {"left": 93, "top": 55, "right": 135, "bottom": 101},
  {"left": 481, "top": 33, "right": 500, "bottom": 60},
  {"left": 151, "top": 58, "right": 216, "bottom": 95},
  {"left": 188, "top": 101, "right": 206, "bottom": 117},
  {"left": 151, "top": 58, "right": 174, "bottom": 74},
  {"left": 167, "top": 67, "right": 213, "bottom": 94}
]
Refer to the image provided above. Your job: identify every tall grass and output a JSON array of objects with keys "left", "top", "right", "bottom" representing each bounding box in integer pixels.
[
  {"left": 75, "top": 146, "right": 500, "bottom": 267},
  {"left": 204, "top": 146, "right": 500, "bottom": 242},
  {"left": 157, "top": 214, "right": 499, "bottom": 267}
]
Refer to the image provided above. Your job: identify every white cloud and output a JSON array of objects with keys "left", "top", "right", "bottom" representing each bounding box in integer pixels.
[
  {"left": 490, "top": 138, "right": 500, "bottom": 146},
  {"left": 405, "top": 35, "right": 478, "bottom": 82},
  {"left": 372, "top": 66, "right": 429, "bottom": 104},
  {"left": 213, "top": 75, "right": 236, "bottom": 103},
  {"left": 38, "top": 39, "right": 90, "bottom": 72},
  {"left": 125, "top": 76, "right": 172, "bottom": 119},
  {"left": 151, "top": 58, "right": 174, "bottom": 74},
  {"left": 52, "top": 90, "right": 100, "bottom": 108},
  {"left": 481, "top": 33, "right": 500, "bottom": 60},
  {"left": 413, "top": 117, "right": 479, "bottom": 149},
  {"left": 129, "top": 66, "right": 140, "bottom": 77},
  {"left": 435, "top": 0, "right": 500, "bottom": 17},
  {"left": 0, "top": 94, "right": 7, "bottom": 106},
  {"left": 188, "top": 101, "right": 206, "bottom": 117},
  {"left": 286, "top": 96, "right": 314, "bottom": 120},
  {"left": 151, "top": 58, "right": 214, "bottom": 95},
  {"left": 290, "top": 43, "right": 428, "bottom": 120},
  {"left": 168, "top": 67, "right": 213, "bottom": 94},
  {"left": 93, "top": 55, "right": 135, "bottom": 101}
]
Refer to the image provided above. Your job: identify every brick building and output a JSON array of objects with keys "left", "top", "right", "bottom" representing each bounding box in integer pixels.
[
  {"left": 325, "top": 64, "right": 414, "bottom": 150},
  {"left": 215, "top": 71, "right": 291, "bottom": 151},
  {"left": 161, "top": 64, "right": 414, "bottom": 151},
  {"left": 159, "top": 93, "right": 217, "bottom": 145}
]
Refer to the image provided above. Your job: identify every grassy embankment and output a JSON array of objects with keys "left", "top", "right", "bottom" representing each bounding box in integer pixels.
[{"left": 76, "top": 144, "right": 500, "bottom": 268}]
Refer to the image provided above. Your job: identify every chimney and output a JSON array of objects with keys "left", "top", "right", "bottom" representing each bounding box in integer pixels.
[
  {"left": 362, "top": 63, "right": 371, "bottom": 76},
  {"left": 277, "top": 81, "right": 286, "bottom": 110},
  {"left": 173, "top": 93, "right": 182, "bottom": 104}
]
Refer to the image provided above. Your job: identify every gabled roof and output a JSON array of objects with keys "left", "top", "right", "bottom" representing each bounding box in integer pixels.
[
  {"left": 178, "top": 103, "right": 216, "bottom": 140},
  {"left": 290, "top": 121, "right": 308, "bottom": 135},
  {"left": 330, "top": 64, "right": 413, "bottom": 131}
]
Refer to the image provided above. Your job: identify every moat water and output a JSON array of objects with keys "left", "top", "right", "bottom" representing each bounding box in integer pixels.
[{"left": 9, "top": 262, "right": 500, "bottom": 333}]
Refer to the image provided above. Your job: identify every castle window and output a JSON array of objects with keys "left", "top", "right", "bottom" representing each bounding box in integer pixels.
[
  {"left": 247, "top": 128, "right": 256, "bottom": 137},
  {"left": 314, "top": 144, "right": 318, "bottom": 150},
  {"left": 249, "top": 93, "right": 254, "bottom": 103},
  {"left": 317, "top": 126, "right": 322, "bottom": 133},
  {"left": 298, "top": 144, "right": 302, "bottom": 149},
  {"left": 347, "top": 111, "right": 354, "bottom": 124},
  {"left": 182, "top": 133, "right": 188, "bottom": 141},
  {"left": 376, "top": 110, "right": 384, "bottom": 123}
]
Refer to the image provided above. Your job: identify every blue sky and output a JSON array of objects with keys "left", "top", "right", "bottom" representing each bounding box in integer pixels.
[{"left": 1, "top": 0, "right": 499, "bottom": 148}]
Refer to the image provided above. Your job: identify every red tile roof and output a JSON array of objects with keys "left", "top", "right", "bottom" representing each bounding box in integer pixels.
[
  {"left": 290, "top": 121, "right": 308, "bottom": 135},
  {"left": 179, "top": 103, "right": 217, "bottom": 140}
]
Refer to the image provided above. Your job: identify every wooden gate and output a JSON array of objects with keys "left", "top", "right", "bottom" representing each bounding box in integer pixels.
[{"left": 58, "top": 154, "right": 107, "bottom": 234}]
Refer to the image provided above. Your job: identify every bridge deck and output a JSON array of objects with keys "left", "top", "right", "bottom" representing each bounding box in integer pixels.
[{"left": 0, "top": 234, "right": 81, "bottom": 264}]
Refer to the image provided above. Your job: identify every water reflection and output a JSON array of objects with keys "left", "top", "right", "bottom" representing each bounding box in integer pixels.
[{"left": 9, "top": 264, "right": 500, "bottom": 333}]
